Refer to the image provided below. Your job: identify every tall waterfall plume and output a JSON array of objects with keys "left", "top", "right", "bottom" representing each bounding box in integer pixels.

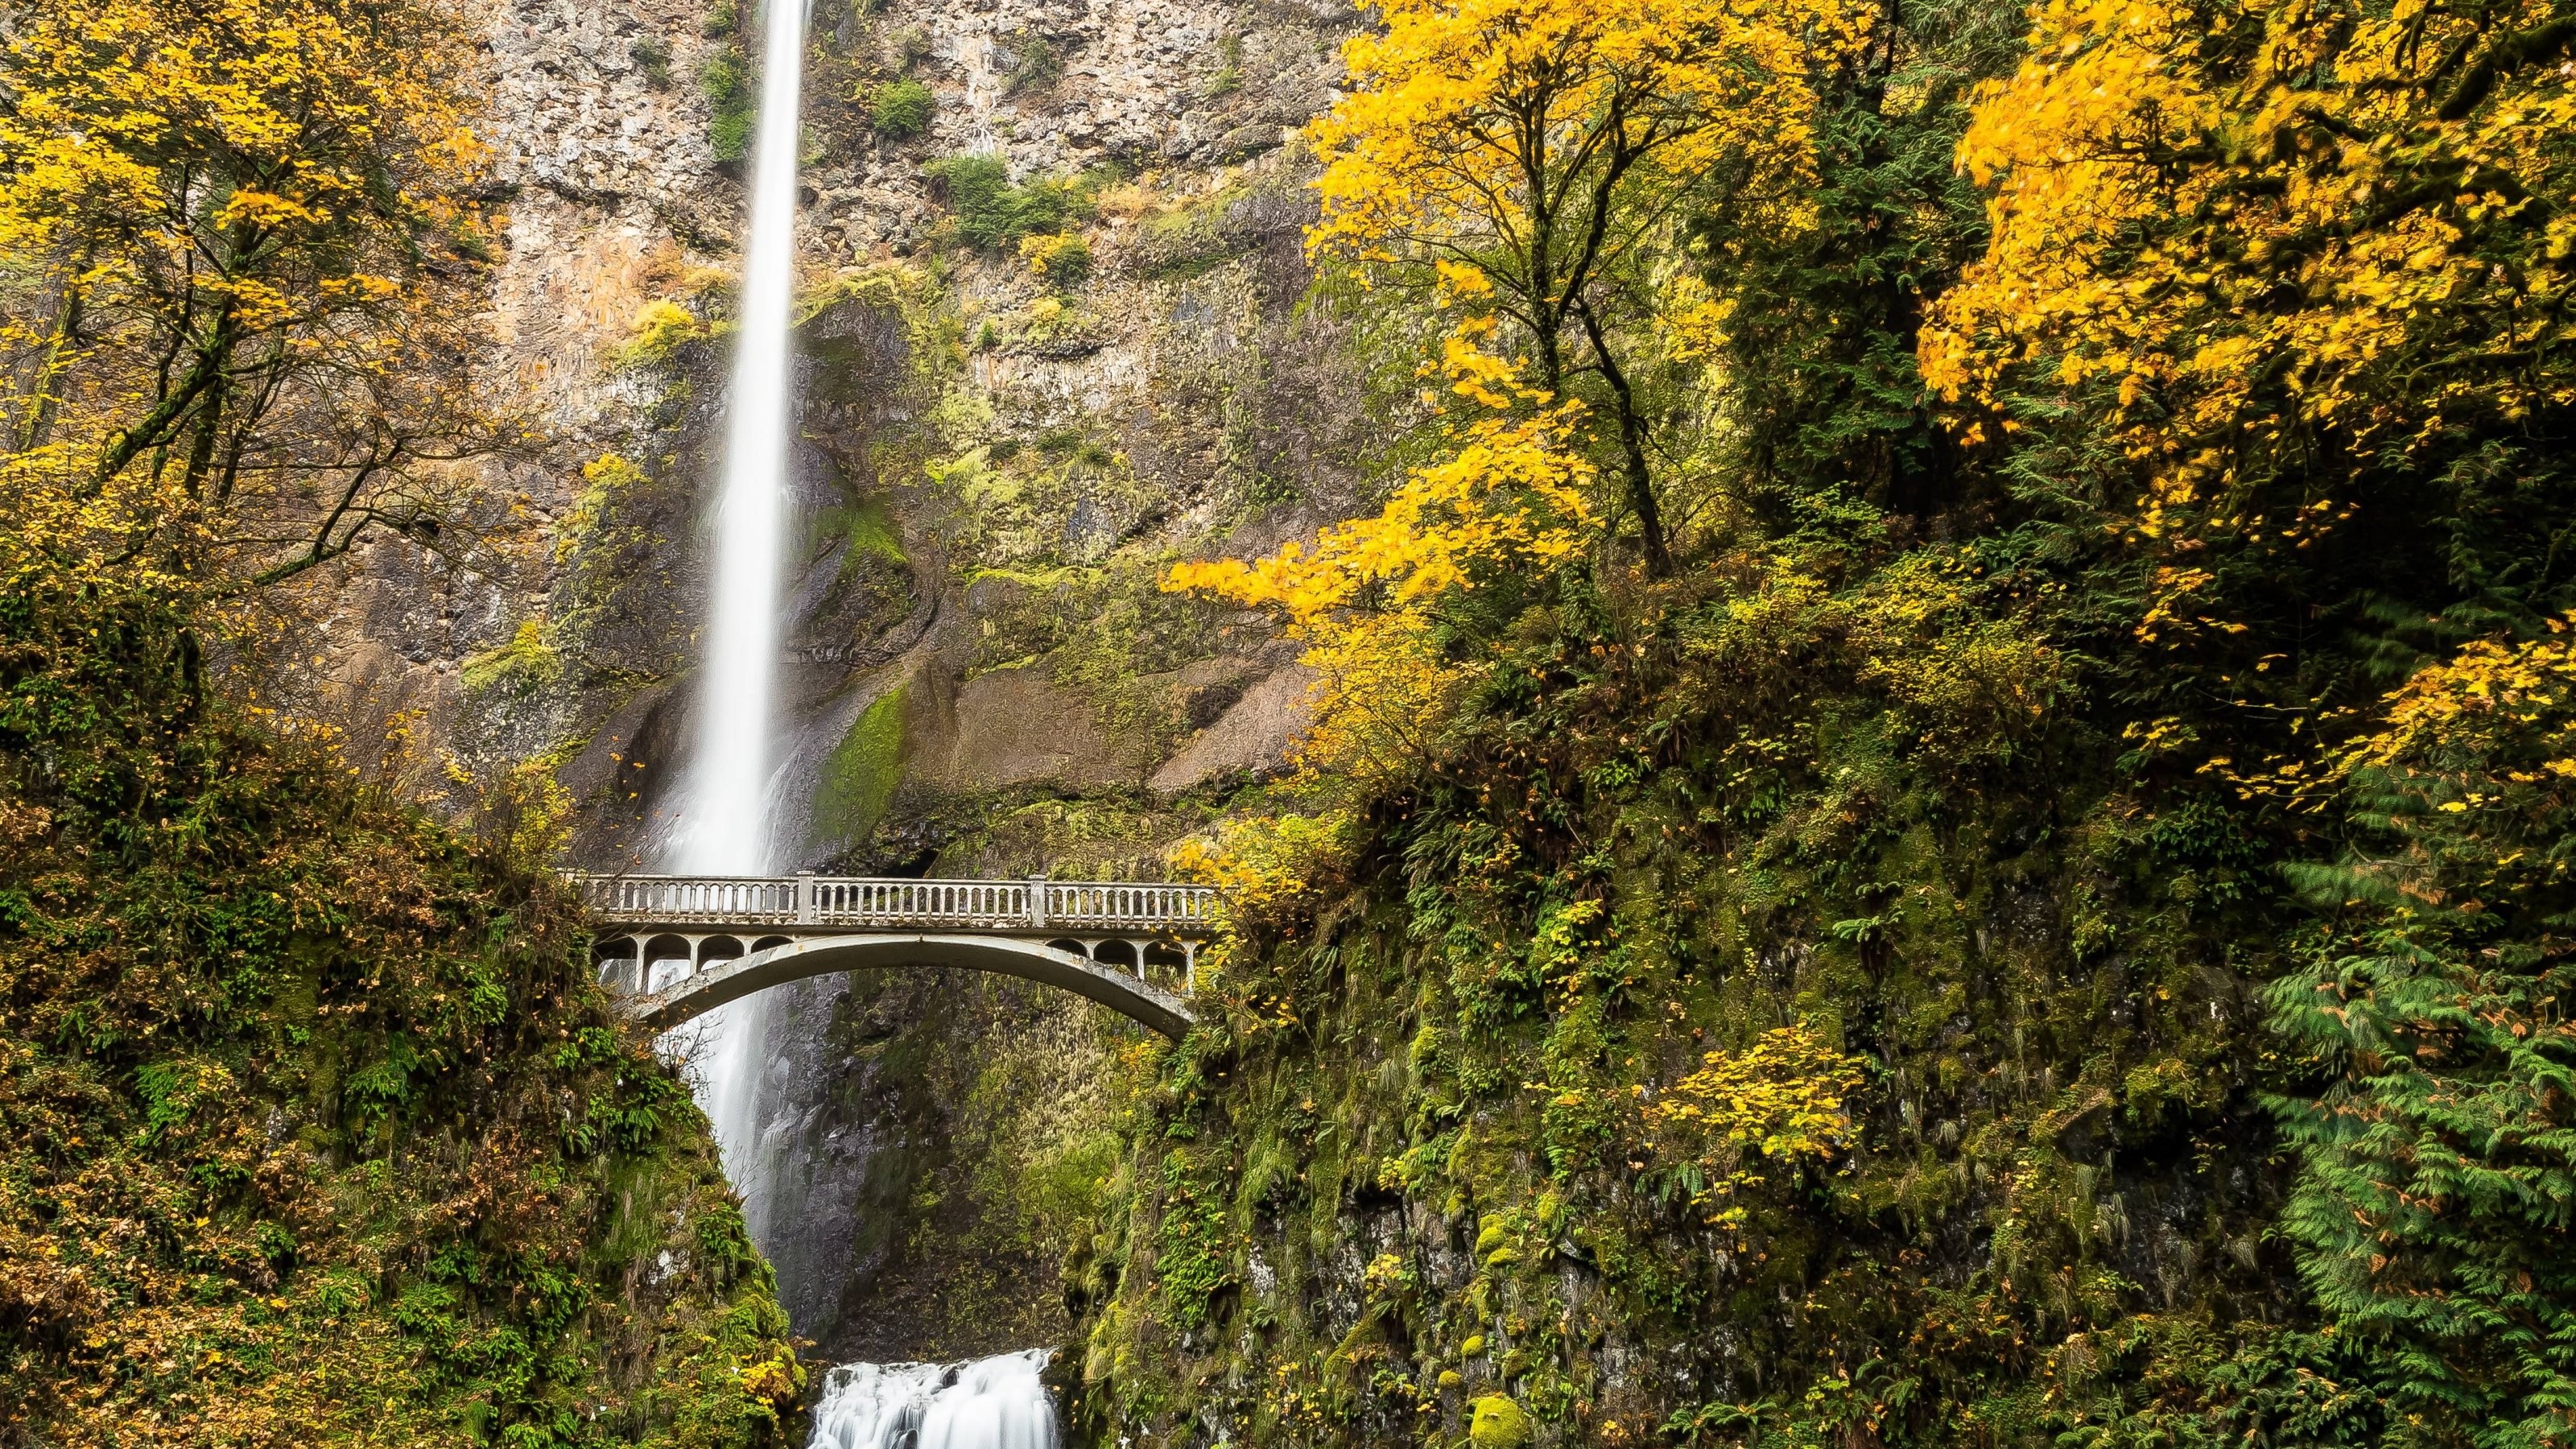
[{"left": 667, "top": 0, "right": 810, "bottom": 1243}]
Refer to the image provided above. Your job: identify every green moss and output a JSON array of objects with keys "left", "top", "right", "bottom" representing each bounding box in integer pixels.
[
  {"left": 812, "top": 494, "right": 907, "bottom": 581},
  {"left": 609, "top": 299, "right": 705, "bottom": 371},
  {"left": 702, "top": 46, "right": 752, "bottom": 162},
  {"left": 811, "top": 683, "right": 908, "bottom": 844},
  {"left": 459, "top": 618, "right": 561, "bottom": 698},
  {"left": 1469, "top": 1397, "right": 1533, "bottom": 1449}
]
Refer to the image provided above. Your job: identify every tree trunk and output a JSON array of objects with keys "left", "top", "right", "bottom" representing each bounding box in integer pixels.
[{"left": 1579, "top": 303, "right": 1671, "bottom": 577}]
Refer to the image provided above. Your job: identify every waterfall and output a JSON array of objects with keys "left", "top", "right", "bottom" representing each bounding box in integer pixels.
[
  {"left": 658, "top": 8, "right": 1062, "bottom": 1438},
  {"left": 667, "top": 0, "right": 809, "bottom": 1241},
  {"left": 807, "top": 1352, "right": 1060, "bottom": 1449}
]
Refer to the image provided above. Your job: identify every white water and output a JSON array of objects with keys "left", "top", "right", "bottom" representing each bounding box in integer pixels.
[
  {"left": 666, "top": 0, "right": 809, "bottom": 1241},
  {"left": 658, "top": 7, "right": 1059, "bottom": 1435},
  {"left": 807, "top": 1352, "right": 1059, "bottom": 1449}
]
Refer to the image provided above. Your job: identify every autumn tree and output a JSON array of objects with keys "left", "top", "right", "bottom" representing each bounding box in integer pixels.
[
  {"left": 1166, "top": 404, "right": 1596, "bottom": 783},
  {"left": 1307, "top": 0, "right": 1869, "bottom": 574},
  {"left": 0, "top": 0, "right": 508, "bottom": 594},
  {"left": 1922, "top": 0, "right": 2576, "bottom": 660}
]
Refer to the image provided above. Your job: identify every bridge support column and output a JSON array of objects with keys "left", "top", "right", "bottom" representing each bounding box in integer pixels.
[
  {"left": 1127, "top": 939, "right": 1150, "bottom": 980},
  {"left": 1182, "top": 941, "right": 1197, "bottom": 993},
  {"left": 795, "top": 871, "right": 816, "bottom": 923},
  {"left": 1027, "top": 875, "right": 1049, "bottom": 929}
]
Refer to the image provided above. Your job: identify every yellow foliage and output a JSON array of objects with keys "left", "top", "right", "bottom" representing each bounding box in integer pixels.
[
  {"left": 612, "top": 299, "right": 706, "bottom": 369},
  {"left": 0, "top": 0, "right": 499, "bottom": 600},
  {"left": 1168, "top": 811, "right": 1359, "bottom": 983},
  {"left": 1018, "top": 230, "right": 1093, "bottom": 283},
  {"left": 1168, "top": 810, "right": 1359, "bottom": 918},
  {"left": 1169, "top": 408, "right": 1594, "bottom": 630},
  {"left": 1301, "top": 0, "right": 1868, "bottom": 568},
  {"left": 1290, "top": 613, "right": 1467, "bottom": 785},
  {"left": 2342, "top": 622, "right": 2576, "bottom": 778},
  {"left": 1164, "top": 407, "right": 1594, "bottom": 778},
  {"left": 1309, "top": 0, "right": 1865, "bottom": 320},
  {"left": 1643, "top": 1024, "right": 1868, "bottom": 1227},
  {"left": 555, "top": 452, "right": 645, "bottom": 564},
  {"left": 1922, "top": 0, "right": 2576, "bottom": 561},
  {"left": 1849, "top": 551, "right": 2065, "bottom": 753}
]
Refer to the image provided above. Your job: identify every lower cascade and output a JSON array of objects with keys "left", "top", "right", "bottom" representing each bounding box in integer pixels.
[{"left": 806, "top": 1350, "right": 1059, "bottom": 1449}]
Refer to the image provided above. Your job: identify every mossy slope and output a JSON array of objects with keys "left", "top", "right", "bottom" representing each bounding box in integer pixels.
[{"left": 0, "top": 574, "right": 802, "bottom": 1447}]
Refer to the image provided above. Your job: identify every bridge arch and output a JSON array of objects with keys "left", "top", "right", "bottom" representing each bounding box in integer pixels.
[{"left": 626, "top": 932, "right": 1195, "bottom": 1038}]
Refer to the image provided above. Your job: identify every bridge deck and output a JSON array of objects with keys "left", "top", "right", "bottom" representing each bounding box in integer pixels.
[{"left": 577, "top": 873, "right": 1217, "bottom": 935}]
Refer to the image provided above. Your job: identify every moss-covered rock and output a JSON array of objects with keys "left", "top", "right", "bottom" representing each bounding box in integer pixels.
[
  {"left": 1469, "top": 1396, "right": 1533, "bottom": 1449},
  {"left": 811, "top": 683, "right": 910, "bottom": 844}
]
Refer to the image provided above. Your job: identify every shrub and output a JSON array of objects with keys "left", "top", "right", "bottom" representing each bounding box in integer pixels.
[
  {"left": 1018, "top": 230, "right": 1090, "bottom": 284},
  {"left": 923, "top": 153, "right": 1077, "bottom": 250},
  {"left": 628, "top": 35, "right": 671, "bottom": 87},
  {"left": 701, "top": 47, "right": 752, "bottom": 163},
  {"left": 869, "top": 77, "right": 934, "bottom": 138}
]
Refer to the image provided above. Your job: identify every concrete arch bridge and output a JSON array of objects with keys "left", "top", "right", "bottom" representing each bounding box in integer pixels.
[{"left": 580, "top": 873, "right": 1216, "bottom": 1038}]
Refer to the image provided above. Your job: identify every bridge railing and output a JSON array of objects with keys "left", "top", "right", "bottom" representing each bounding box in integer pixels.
[
  {"left": 575, "top": 873, "right": 1219, "bottom": 935},
  {"left": 808, "top": 877, "right": 1033, "bottom": 929},
  {"left": 1046, "top": 881, "right": 1217, "bottom": 931},
  {"left": 583, "top": 874, "right": 800, "bottom": 923}
]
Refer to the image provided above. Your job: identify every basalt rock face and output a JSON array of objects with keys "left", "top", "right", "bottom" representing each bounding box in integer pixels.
[{"left": 315, "top": 0, "right": 1373, "bottom": 1367}]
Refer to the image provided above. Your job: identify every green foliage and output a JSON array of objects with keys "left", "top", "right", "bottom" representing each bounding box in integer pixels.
[
  {"left": 868, "top": 77, "right": 935, "bottom": 138},
  {"left": 702, "top": 47, "right": 753, "bottom": 163},
  {"left": 629, "top": 35, "right": 672, "bottom": 88},
  {"left": 923, "top": 154, "right": 1085, "bottom": 251},
  {"left": 1689, "top": 3, "right": 2005, "bottom": 524},
  {"left": 1154, "top": 1148, "right": 1234, "bottom": 1329},
  {"left": 2264, "top": 634, "right": 2576, "bottom": 1443}
]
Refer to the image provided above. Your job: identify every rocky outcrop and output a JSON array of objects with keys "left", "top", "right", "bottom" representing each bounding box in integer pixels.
[{"left": 1150, "top": 659, "right": 1318, "bottom": 793}]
